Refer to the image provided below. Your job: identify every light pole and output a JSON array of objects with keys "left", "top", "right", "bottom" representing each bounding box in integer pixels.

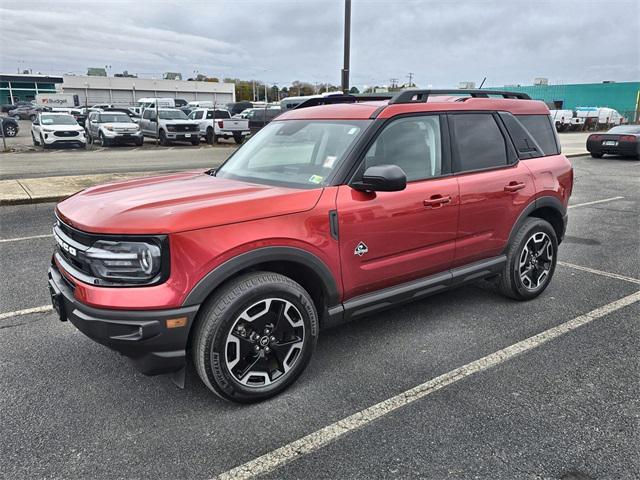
[{"left": 341, "top": 0, "right": 351, "bottom": 94}]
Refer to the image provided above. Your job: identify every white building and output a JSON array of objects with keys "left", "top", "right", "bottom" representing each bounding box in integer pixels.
[{"left": 60, "top": 75, "right": 235, "bottom": 106}]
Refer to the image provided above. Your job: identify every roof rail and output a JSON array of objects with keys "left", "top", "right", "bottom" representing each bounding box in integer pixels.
[
  {"left": 292, "top": 93, "right": 395, "bottom": 110},
  {"left": 388, "top": 89, "right": 531, "bottom": 105}
]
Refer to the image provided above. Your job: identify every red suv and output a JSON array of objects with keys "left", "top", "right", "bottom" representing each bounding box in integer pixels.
[{"left": 48, "top": 90, "right": 573, "bottom": 403}]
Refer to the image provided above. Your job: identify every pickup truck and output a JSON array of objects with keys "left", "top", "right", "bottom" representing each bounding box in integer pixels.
[
  {"left": 188, "top": 108, "right": 250, "bottom": 144},
  {"left": 139, "top": 108, "right": 200, "bottom": 146}
]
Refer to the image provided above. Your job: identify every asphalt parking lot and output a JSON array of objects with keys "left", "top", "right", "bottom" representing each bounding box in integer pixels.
[{"left": 0, "top": 154, "right": 638, "bottom": 479}]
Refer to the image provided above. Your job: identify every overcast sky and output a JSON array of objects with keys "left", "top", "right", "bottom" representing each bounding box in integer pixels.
[{"left": 1, "top": 0, "right": 638, "bottom": 88}]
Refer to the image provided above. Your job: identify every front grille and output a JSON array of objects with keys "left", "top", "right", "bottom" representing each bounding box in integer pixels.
[
  {"left": 54, "top": 219, "right": 94, "bottom": 276},
  {"left": 167, "top": 124, "right": 198, "bottom": 132},
  {"left": 53, "top": 131, "right": 79, "bottom": 137}
]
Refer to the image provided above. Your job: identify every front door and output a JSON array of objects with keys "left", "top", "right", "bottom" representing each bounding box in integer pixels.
[{"left": 337, "top": 114, "right": 459, "bottom": 300}]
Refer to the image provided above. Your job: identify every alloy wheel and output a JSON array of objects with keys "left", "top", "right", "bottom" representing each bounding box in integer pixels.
[
  {"left": 224, "top": 298, "right": 305, "bottom": 388},
  {"left": 518, "top": 231, "right": 553, "bottom": 290}
]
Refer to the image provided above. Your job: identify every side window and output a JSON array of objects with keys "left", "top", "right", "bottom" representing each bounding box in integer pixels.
[
  {"left": 193, "top": 111, "right": 204, "bottom": 120},
  {"left": 142, "top": 110, "right": 151, "bottom": 120},
  {"left": 450, "top": 114, "right": 508, "bottom": 171},
  {"left": 362, "top": 116, "right": 442, "bottom": 182},
  {"left": 516, "top": 115, "right": 560, "bottom": 156}
]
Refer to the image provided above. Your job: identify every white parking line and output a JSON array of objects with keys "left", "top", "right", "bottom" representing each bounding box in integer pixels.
[
  {"left": 0, "top": 233, "right": 53, "bottom": 244},
  {"left": 568, "top": 196, "right": 624, "bottom": 209},
  {"left": 0, "top": 305, "right": 52, "bottom": 321},
  {"left": 558, "top": 261, "right": 640, "bottom": 285},
  {"left": 213, "top": 290, "right": 640, "bottom": 480}
]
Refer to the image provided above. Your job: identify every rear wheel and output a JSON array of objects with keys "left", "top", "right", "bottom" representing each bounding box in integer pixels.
[
  {"left": 497, "top": 217, "right": 558, "bottom": 300},
  {"left": 192, "top": 271, "right": 318, "bottom": 403},
  {"left": 206, "top": 128, "right": 214, "bottom": 144},
  {"left": 590, "top": 152, "right": 603, "bottom": 158},
  {"left": 4, "top": 123, "right": 17, "bottom": 137}
]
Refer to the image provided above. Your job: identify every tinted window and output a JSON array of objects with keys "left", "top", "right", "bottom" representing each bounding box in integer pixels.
[
  {"left": 363, "top": 115, "right": 442, "bottom": 181},
  {"left": 608, "top": 125, "right": 640, "bottom": 134},
  {"left": 142, "top": 109, "right": 152, "bottom": 119},
  {"left": 516, "top": 115, "right": 559, "bottom": 155},
  {"left": 451, "top": 114, "right": 507, "bottom": 171},
  {"left": 206, "top": 110, "right": 230, "bottom": 119}
]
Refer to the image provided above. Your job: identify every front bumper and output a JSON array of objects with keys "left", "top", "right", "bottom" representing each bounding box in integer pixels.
[
  {"left": 42, "top": 132, "right": 86, "bottom": 146},
  {"left": 166, "top": 131, "right": 198, "bottom": 140},
  {"left": 48, "top": 264, "right": 199, "bottom": 375}
]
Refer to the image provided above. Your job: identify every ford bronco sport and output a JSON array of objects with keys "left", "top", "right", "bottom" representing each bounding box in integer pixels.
[{"left": 48, "top": 89, "right": 573, "bottom": 403}]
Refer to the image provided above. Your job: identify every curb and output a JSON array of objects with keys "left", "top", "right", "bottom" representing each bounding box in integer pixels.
[{"left": 566, "top": 152, "right": 589, "bottom": 158}]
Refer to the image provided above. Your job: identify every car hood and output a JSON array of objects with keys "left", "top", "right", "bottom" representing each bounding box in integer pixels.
[
  {"left": 160, "top": 119, "right": 197, "bottom": 124},
  {"left": 56, "top": 172, "right": 323, "bottom": 234},
  {"left": 42, "top": 124, "right": 83, "bottom": 131},
  {"left": 101, "top": 122, "right": 138, "bottom": 128}
]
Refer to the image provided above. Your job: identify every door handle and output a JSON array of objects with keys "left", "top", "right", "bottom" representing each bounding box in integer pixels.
[
  {"left": 504, "top": 182, "right": 526, "bottom": 193},
  {"left": 423, "top": 195, "right": 452, "bottom": 207}
]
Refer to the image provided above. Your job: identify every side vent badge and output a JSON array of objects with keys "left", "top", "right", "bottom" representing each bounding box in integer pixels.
[{"left": 354, "top": 241, "right": 369, "bottom": 257}]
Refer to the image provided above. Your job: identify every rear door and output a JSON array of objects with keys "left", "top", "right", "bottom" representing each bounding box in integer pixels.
[
  {"left": 449, "top": 112, "right": 535, "bottom": 267},
  {"left": 337, "top": 114, "right": 460, "bottom": 300}
]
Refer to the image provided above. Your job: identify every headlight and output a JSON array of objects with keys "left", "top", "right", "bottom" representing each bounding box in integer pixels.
[
  {"left": 103, "top": 124, "right": 114, "bottom": 131},
  {"left": 84, "top": 240, "right": 162, "bottom": 284},
  {"left": 167, "top": 125, "right": 176, "bottom": 132},
  {"left": 43, "top": 127, "right": 54, "bottom": 132}
]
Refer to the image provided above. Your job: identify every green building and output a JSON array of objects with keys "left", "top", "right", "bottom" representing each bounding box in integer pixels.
[
  {"left": 489, "top": 81, "right": 640, "bottom": 122},
  {"left": 0, "top": 74, "right": 63, "bottom": 105}
]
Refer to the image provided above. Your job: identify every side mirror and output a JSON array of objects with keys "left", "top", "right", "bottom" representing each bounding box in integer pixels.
[
  {"left": 351, "top": 164, "right": 407, "bottom": 192},
  {"left": 90, "top": 119, "right": 98, "bottom": 124}
]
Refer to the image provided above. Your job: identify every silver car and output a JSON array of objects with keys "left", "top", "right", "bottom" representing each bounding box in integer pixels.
[{"left": 85, "top": 111, "right": 143, "bottom": 147}]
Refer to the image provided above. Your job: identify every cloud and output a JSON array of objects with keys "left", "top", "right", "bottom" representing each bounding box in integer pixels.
[{"left": 0, "top": 0, "right": 638, "bottom": 87}]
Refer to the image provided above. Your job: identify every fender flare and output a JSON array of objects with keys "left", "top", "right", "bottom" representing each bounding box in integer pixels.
[
  {"left": 182, "top": 246, "right": 340, "bottom": 307},
  {"left": 506, "top": 195, "right": 567, "bottom": 248}
]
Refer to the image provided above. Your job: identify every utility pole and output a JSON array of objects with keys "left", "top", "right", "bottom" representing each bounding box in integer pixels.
[
  {"left": 407, "top": 72, "right": 414, "bottom": 87},
  {"left": 341, "top": 0, "right": 351, "bottom": 93}
]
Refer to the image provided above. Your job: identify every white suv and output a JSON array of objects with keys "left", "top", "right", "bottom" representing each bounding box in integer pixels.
[{"left": 31, "top": 112, "right": 86, "bottom": 149}]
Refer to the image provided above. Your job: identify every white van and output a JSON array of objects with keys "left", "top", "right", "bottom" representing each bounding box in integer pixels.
[{"left": 137, "top": 97, "right": 175, "bottom": 110}]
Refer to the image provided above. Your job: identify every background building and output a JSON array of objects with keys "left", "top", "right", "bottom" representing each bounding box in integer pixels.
[
  {"left": 1, "top": 73, "right": 235, "bottom": 106},
  {"left": 61, "top": 75, "right": 235, "bottom": 105},
  {"left": 489, "top": 81, "right": 640, "bottom": 122},
  {"left": 0, "top": 74, "right": 63, "bottom": 104}
]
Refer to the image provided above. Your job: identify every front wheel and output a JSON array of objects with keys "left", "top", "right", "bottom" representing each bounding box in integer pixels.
[
  {"left": 192, "top": 272, "right": 318, "bottom": 403},
  {"left": 191, "top": 137, "right": 200, "bottom": 146},
  {"left": 497, "top": 217, "right": 558, "bottom": 300},
  {"left": 159, "top": 130, "right": 169, "bottom": 146},
  {"left": 32, "top": 132, "right": 39, "bottom": 146},
  {"left": 99, "top": 132, "right": 110, "bottom": 147}
]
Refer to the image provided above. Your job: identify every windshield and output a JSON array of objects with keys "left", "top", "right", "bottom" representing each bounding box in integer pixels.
[
  {"left": 607, "top": 125, "right": 640, "bottom": 134},
  {"left": 99, "top": 113, "right": 131, "bottom": 123},
  {"left": 159, "top": 110, "right": 188, "bottom": 120},
  {"left": 216, "top": 119, "right": 370, "bottom": 188},
  {"left": 40, "top": 114, "right": 78, "bottom": 125}
]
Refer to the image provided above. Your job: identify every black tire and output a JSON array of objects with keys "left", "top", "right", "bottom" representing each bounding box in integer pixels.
[
  {"left": 191, "top": 137, "right": 200, "bottom": 146},
  {"left": 135, "top": 137, "right": 144, "bottom": 146},
  {"left": 159, "top": 129, "right": 169, "bottom": 146},
  {"left": 40, "top": 134, "right": 49, "bottom": 149},
  {"left": 497, "top": 217, "right": 558, "bottom": 301},
  {"left": 29, "top": 114, "right": 36, "bottom": 121},
  {"left": 4, "top": 124, "right": 17, "bottom": 137},
  {"left": 233, "top": 133, "right": 243, "bottom": 144},
  {"left": 192, "top": 271, "right": 318, "bottom": 403},
  {"left": 206, "top": 128, "right": 214, "bottom": 145},
  {"left": 590, "top": 152, "right": 603, "bottom": 158},
  {"left": 99, "top": 132, "right": 110, "bottom": 147},
  {"left": 31, "top": 132, "right": 39, "bottom": 146}
]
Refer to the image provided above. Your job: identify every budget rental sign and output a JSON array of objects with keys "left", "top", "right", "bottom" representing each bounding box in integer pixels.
[{"left": 35, "top": 94, "right": 79, "bottom": 107}]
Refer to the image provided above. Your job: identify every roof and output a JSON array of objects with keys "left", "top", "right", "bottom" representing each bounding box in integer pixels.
[
  {"left": 0, "top": 73, "right": 63, "bottom": 84},
  {"left": 278, "top": 96, "right": 549, "bottom": 121}
]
